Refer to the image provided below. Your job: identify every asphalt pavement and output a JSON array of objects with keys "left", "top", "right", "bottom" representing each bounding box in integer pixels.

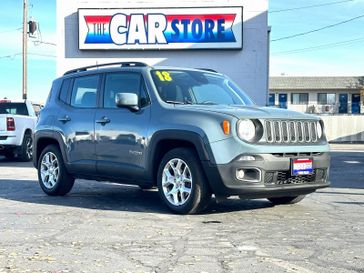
[{"left": 0, "top": 145, "right": 363, "bottom": 273}]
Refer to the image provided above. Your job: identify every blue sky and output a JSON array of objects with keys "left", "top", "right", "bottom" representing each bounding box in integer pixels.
[
  {"left": 0, "top": 0, "right": 363, "bottom": 101},
  {"left": 0, "top": 0, "right": 56, "bottom": 102},
  {"left": 269, "top": 0, "right": 364, "bottom": 76}
]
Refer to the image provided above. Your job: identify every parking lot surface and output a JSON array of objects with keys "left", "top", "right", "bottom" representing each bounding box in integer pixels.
[{"left": 0, "top": 146, "right": 363, "bottom": 273}]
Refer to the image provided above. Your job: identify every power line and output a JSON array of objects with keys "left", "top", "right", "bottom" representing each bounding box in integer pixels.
[
  {"left": 0, "top": 53, "right": 22, "bottom": 59},
  {"left": 0, "top": 27, "right": 22, "bottom": 34},
  {"left": 269, "top": 0, "right": 355, "bottom": 13},
  {"left": 33, "top": 40, "right": 56, "bottom": 46},
  {"left": 272, "top": 14, "right": 364, "bottom": 42},
  {"left": 0, "top": 52, "right": 55, "bottom": 60},
  {"left": 272, "top": 37, "right": 364, "bottom": 55}
]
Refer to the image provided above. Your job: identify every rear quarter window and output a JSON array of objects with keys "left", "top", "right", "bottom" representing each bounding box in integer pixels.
[{"left": 59, "top": 78, "right": 72, "bottom": 104}]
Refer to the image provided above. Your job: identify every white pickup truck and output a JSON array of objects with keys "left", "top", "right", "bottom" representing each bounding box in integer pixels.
[{"left": 0, "top": 100, "right": 37, "bottom": 161}]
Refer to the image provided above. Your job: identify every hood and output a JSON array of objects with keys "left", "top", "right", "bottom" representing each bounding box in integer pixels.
[{"left": 176, "top": 104, "right": 319, "bottom": 120}]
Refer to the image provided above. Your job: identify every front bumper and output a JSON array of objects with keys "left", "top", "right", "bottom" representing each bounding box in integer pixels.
[{"left": 203, "top": 152, "right": 330, "bottom": 198}]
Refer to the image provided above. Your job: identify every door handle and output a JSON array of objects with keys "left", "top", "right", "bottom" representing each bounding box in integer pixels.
[
  {"left": 96, "top": 117, "right": 110, "bottom": 125},
  {"left": 58, "top": 116, "right": 71, "bottom": 123}
]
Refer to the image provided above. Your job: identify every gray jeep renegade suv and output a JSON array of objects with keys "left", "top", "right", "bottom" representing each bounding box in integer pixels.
[{"left": 33, "top": 62, "right": 330, "bottom": 214}]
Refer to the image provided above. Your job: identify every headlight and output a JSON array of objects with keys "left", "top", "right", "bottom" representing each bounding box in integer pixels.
[
  {"left": 317, "top": 121, "right": 323, "bottom": 139},
  {"left": 237, "top": 119, "right": 257, "bottom": 142}
]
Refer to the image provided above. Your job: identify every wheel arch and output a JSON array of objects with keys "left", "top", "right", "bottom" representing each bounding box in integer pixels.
[
  {"left": 147, "top": 130, "right": 214, "bottom": 186},
  {"left": 33, "top": 130, "right": 68, "bottom": 169}
]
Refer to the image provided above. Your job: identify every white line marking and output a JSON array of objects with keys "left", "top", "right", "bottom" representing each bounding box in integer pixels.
[{"left": 343, "top": 161, "right": 361, "bottom": 164}]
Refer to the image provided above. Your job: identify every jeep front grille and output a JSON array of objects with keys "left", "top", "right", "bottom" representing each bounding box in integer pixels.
[{"left": 264, "top": 120, "right": 320, "bottom": 144}]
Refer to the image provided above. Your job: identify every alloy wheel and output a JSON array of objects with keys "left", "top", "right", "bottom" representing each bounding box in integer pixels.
[
  {"left": 40, "top": 152, "right": 59, "bottom": 189},
  {"left": 162, "top": 158, "right": 193, "bottom": 206}
]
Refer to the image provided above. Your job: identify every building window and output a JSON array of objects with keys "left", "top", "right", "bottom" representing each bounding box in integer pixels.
[
  {"left": 318, "top": 93, "right": 336, "bottom": 105},
  {"left": 268, "top": 93, "right": 275, "bottom": 106},
  {"left": 291, "top": 93, "right": 308, "bottom": 105}
]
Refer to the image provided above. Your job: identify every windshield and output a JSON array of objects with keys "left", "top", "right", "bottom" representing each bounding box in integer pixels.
[{"left": 151, "top": 70, "right": 255, "bottom": 106}]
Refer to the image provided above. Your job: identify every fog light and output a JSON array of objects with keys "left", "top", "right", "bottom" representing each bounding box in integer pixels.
[
  {"left": 236, "top": 168, "right": 262, "bottom": 182},
  {"left": 238, "top": 155, "right": 256, "bottom": 161},
  {"left": 236, "top": 169, "right": 245, "bottom": 180}
]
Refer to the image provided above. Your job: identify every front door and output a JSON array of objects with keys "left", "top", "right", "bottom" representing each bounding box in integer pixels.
[
  {"left": 338, "top": 93, "right": 348, "bottom": 114},
  {"left": 352, "top": 94, "right": 361, "bottom": 114},
  {"left": 278, "top": 93, "right": 287, "bottom": 109},
  {"left": 95, "top": 72, "right": 151, "bottom": 181}
]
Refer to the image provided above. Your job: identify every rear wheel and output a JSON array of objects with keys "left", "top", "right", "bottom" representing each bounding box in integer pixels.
[
  {"left": 37, "top": 144, "right": 75, "bottom": 196},
  {"left": 268, "top": 195, "right": 306, "bottom": 205},
  {"left": 157, "top": 148, "right": 211, "bottom": 214},
  {"left": 18, "top": 133, "right": 33, "bottom": 162}
]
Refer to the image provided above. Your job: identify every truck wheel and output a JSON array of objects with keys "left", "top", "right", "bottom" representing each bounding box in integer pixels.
[
  {"left": 268, "top": 195, "right": 306, "bottom": 205},
  {"left": 18, "top": 133, "right": 33, "bottom": 162},
  {"left": 157, "top": 148, "right": 211, "bottom": 214},
  {"left": 37, "top": 144, "right": 75, "bottom": 196}
]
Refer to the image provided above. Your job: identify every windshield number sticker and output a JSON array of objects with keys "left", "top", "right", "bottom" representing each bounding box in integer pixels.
[{"left": 156, "top": 71, "right": 172, "bottom": 82}]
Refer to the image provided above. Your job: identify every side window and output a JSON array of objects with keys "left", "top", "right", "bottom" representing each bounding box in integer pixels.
[
  {"left": 71, "top": 75, "right": 99, "bottom": 108},
  {"left": 59, "top": 78, "right": 71, "bottom": 104},
  {"left": 103, "top": 73, "right": 149, "bottom": 108},
  {"left": 104, "top": 72, "right": 149, "bottom": 108}
]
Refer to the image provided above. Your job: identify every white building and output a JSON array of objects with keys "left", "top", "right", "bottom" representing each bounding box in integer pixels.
[
  {"left": 269, "top": 76, "right": 364, "bottom": 115},
  {"left": 56, "top": 0, "right": 269, "bottom": 105}
]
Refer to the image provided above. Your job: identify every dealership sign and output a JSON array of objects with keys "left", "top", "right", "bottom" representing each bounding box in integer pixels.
[{"left": 78, "top": 8, "right": 242, "bottom": 50}]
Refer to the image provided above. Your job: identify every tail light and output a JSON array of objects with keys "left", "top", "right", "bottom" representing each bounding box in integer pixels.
[{"left": 7, "top": 117, "right": 15, "bottom": 131}]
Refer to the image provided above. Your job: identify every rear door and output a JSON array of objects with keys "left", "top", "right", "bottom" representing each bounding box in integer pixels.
[
  {"left": 95, "top": 72, "right": 151, "bottom": 181},
  {"left": 54, "top": 75, "right": 100, "bottom": 175}
]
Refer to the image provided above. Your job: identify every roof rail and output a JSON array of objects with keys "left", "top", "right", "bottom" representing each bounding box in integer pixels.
[
  {"left": 196, "top": 68, "right": 218, "bottom": 73},
  {"left": 63, "top": 62, "right": 149, "bottom": 75}
]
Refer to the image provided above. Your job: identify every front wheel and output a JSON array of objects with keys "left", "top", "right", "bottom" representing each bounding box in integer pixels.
[
  {"left": 157, "top": 148, "right": 211, "bottom": 214},
  {"left": 268, "top": 195, "right": 306, "bottom": 205},
  {"left": 37, "top": 145, "right": 75, "bottom": 196}
]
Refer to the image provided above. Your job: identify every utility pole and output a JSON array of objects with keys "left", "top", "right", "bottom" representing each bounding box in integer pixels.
[{"left": 22, "top": 0, "right": 28, "bottom": 100}]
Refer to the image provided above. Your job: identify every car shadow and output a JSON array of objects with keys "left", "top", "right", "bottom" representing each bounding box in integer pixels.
[
  {"left": 0, "top": 156, "right": 34, "bottom": 168},
  {"left": 0, "top": 179, "right": 274, "bottom": 215}
]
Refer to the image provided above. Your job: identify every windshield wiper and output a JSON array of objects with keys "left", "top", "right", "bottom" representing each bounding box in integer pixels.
[{"left": 166, "top": 100, "right": 193, "bottom": 105}]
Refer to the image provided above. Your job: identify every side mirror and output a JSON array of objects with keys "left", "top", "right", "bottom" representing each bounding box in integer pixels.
[{"left": 115, "top": 93, "right": 139, "bottom": 111}]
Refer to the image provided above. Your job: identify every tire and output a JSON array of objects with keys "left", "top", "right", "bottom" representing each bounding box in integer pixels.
[
  {"left": 37, "top": 144, "right": 75, "bottom": 196},
  {"left": 18, "top": 133, "right": 33, "bottom": 162},
  {"left": 268, "top": 195, "right": 306, "bottom": 205},
  {"left": 157, "top": 148, "right": 211, "bottom": 214}
]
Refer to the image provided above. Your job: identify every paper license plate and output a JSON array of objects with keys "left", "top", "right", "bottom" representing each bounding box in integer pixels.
[{"left": 292, "top": 158, "right": 313, "bottom": 176}]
